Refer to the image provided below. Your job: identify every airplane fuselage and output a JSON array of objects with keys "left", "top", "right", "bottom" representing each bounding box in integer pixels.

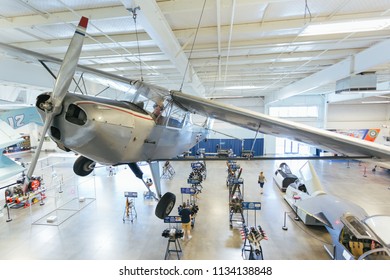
[{"left": 36, "top": 92, "right": 206, "bottom": 165}]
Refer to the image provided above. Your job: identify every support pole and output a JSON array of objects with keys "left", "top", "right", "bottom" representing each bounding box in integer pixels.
[
  {"left": 282, "top": 211, "right": 289, "bottom": 230},
  {"left": 6, "top": 204, "right": 12, "bottom": 222}
]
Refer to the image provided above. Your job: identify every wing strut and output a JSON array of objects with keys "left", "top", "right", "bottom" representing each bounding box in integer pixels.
[{"left": 249, "top": 123, "right": 262, "bottom": 157}]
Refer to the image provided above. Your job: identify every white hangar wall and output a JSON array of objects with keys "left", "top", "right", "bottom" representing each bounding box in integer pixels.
[{"left": 326, "top": 103, "right": 390, "bottom": 129}]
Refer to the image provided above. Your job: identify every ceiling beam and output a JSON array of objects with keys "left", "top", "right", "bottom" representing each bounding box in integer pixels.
[
  {"left": 0, "top": 6, "right": 129, "bottom": 29},
  {"left": 267, "top": 37, "right": 390, "bottom": 104},
  {"left": 120, "top": 0, "right": 205, "bottom": 96}
]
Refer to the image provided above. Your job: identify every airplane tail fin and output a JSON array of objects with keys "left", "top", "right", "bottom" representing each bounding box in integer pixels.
[
  {"left": 298, "top": 161, "right": 326, "bottom": 196},
  {"left": 0, "top": 120, "right": 24, "bottom": 149},
  {"left": 0, "top": 120, "right": 26, "bottom": 181}
]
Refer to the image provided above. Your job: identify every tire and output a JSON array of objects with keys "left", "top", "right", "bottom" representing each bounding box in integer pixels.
[
  {"left": 73, "top": 156, "right": 95, "bottom": 176},
  {"left": 155, "top": 192, "right": 176, "bottom": 219}
]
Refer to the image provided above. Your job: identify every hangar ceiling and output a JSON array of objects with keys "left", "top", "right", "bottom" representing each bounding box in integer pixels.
[{"left": 1, "top": 0, "right": 390, "bottom": 107}]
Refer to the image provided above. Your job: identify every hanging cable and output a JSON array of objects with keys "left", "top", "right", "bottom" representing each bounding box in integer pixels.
[
  {"left": 304, "top": 0, "right": 312, "bottom": 24},
  {"left": 129, "top": 6, "right": 144, "bottom": 81},
  {"left": 179, "top": 0, "right": 207, "bottom": 92}
]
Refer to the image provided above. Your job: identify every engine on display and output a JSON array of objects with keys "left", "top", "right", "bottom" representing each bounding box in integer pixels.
[{"left": 162, "top": 228, "right": 184, "bottom": 239}]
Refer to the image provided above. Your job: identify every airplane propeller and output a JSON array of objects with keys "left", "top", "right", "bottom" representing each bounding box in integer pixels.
[{"left": 25, "top": 17, "right": 89, "bottom": 186}]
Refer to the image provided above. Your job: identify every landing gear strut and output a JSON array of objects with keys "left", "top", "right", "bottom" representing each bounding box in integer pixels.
[{"left": 128, "top": 162, "right": 176, "bottom": 219}]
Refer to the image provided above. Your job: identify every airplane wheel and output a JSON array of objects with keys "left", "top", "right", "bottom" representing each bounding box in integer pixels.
[
  {"left": 73, "top": 156, "right": 95, "bottom": 176},
  {"left": 155, "top": 192, "right": 176, "bottom": 219}
]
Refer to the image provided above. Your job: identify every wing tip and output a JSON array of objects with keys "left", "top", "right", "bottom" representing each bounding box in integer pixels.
[{"left": 79, "top": 16, "right": 89, "bottom": 28}]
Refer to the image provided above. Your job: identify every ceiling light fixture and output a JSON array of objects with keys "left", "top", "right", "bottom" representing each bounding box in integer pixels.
[
  {"left": 338, "top": 90, "right": 390, "bottom": 95},
  {"left": 210, "top": 95, "right": 244, "bottom": 99},
  {"left": 299, "top": 18, "right": 390, "bottom": 36},
  {"left": 224, "top": 85, "right": 263, "bottom": 90},
  {"left": 361, "top": 100, "right": 390, "bottom": 104}
]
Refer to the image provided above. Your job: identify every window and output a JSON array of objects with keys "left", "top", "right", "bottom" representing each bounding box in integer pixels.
[{"left": 269, "top": 106, "right": 318, "bottom": 118}]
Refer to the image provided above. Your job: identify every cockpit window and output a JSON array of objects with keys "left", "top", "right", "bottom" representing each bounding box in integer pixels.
[
  {"left": 339, "top": 223, "right": 390, "bottom": 260},
  {"left": 345, "top": 215, "right": 369, "bottom": 237},
  {"left": 66, "top": 104, "right": 87, "bottom": 125},
  {"left": 166, "top": 104, "right": 187, "bottom": 128}
]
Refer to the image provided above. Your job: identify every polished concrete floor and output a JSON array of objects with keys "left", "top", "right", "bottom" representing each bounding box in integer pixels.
[{"left": 1, "top": 152, "right": 390, "bottom": 260}]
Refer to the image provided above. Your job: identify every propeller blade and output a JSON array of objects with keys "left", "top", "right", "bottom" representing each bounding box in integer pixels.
[
  {"left": 25, "top": 17, "right": 89, "bottom": 183},
  {"left": 51, "top": 16, "right": 88, "bottom": 113}
]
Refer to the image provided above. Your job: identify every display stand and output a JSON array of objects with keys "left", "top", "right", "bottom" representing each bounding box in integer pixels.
[
  {"left": 187, "top": 178, "right": 202, "bottom": 195},
  {"left": 163, "top": 216, "right": 183, "bottom": 260},
  {"left": 191, "top": 161, "right": 206, "bottom": 181},
  {"left": 143, "top": 178, "right": 158, "bottom": 200},
  {"left": 180, "top": 187, "right": 197, "bottom": 205},
  {"left": 51, "top": 170, "right": 63, "bottom": 193},
  {"left": 180, "top": 187, "right": 198, "bottom": 228},
  {"left": 229, "top": 177, "right": 245, "bottom": 228},
  {"left": 164, "top": 237, "right": 182, "bottom": 260},
  {"left": 186, "top": 161, "right": 206, "bottom": 196},
  {"left": 161, "top": 161, "right": 175, "bottom": 179},
  {"left": 3, "top": 178, "right": 46, "bottom": 223},
  {"left": 226, "top": 161, "right": 240, "bottom": 188},
  {"left": 31, "top": 173, "right": 96, "bottom": 226},
  {"left": 241, "top": 225, "right": 265, "bottom": 260},
  {"left": 241, "top": 202, "right": 266, "bottom": 260},
  {"left": 123, "top": 191, "right": 137, "bottom": 223}
]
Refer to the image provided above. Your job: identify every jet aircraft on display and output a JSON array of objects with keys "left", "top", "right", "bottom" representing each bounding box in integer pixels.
[
  {"left": 1, "top": 16, "right": 390, "bottom": 221},
  {"left": 0, "top": 107, "right": 43, "bottom": 129},
  {"left": 284, "top": 161, "right": 390, "bottom": 260}
]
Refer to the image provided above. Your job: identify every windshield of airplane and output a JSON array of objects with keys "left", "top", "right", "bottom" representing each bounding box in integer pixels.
[
  {"left": 159, "top": 101, "right": 189, "bottom": 128},
  {"left": 364, "top": 215, "right": 390, "bottom": 246},
  {"left": 140, "top": 98, "right": 189, "bottom": 128}
]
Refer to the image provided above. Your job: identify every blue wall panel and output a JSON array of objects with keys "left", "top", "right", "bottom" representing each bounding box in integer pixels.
[{"left": 190, "top": 138, "right": 264, "bottom": 156}]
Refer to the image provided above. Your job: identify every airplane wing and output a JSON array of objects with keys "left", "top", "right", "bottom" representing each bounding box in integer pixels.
[
  {"left": 0, "top": 120, "right": 26, "bottom": 181},
  {"left": 170, "top": 90, "right": 390, "bottom": 160}
]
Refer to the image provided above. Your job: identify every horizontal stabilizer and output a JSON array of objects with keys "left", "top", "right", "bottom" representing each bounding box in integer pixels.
[{"left": 0, "top": 154, "right": 25, "bottom": 181}]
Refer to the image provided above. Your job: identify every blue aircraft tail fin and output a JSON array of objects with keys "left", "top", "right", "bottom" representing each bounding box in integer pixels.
[{"left": 0, "top": 120, "right": 26, "bottom": 181}]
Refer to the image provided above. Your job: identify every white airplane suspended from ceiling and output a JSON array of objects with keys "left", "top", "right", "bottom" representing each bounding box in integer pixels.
[{"left": 1, "top": 16, "right": 390, "bottom": 220}]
